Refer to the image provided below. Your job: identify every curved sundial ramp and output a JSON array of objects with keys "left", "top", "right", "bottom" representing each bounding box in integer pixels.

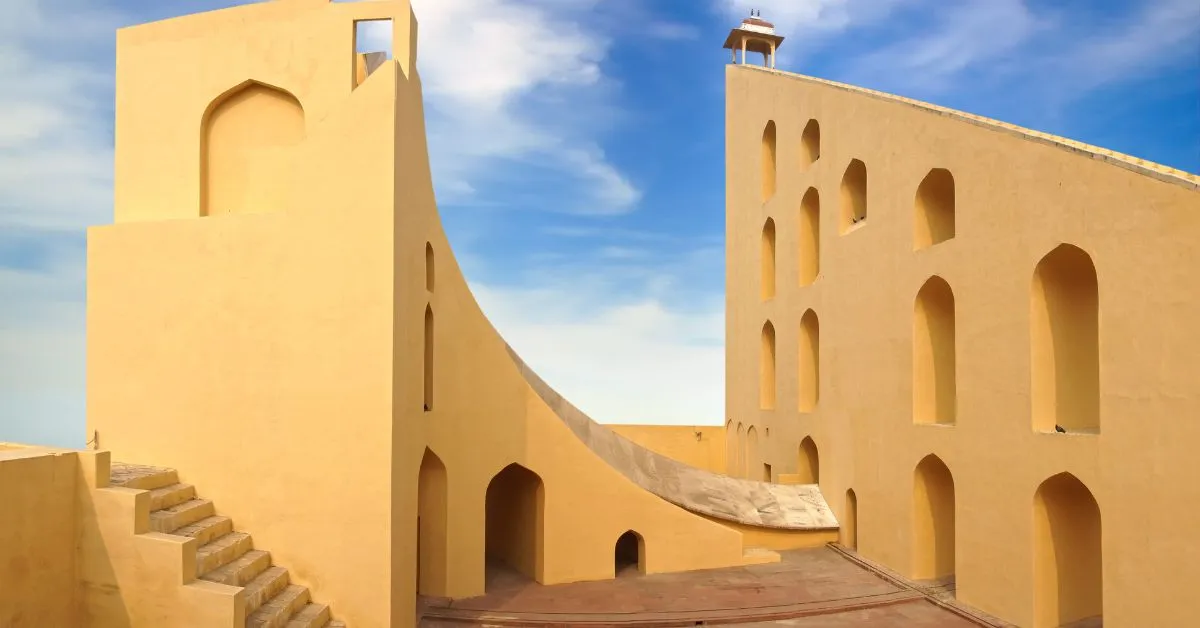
[{"left": 506, "top": 345, "right": 838, "bottom": 532}]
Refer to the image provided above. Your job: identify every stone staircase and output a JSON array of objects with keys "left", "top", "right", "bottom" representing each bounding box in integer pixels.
[{"left": 110, "top": 463, "right": 346, "bottom": 628}]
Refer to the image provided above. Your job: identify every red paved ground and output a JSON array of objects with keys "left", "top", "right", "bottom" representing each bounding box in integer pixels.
[
  {"left": 724, "top": 600, "right": 982, "bottom": 627},
  {"left": 420, "top": 547, "right": 984, "bottom": 627}
]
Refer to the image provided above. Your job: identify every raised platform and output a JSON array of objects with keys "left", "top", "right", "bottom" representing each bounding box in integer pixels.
[{"left": 420, "top": 546, "right": 1011, "bottom": 627}]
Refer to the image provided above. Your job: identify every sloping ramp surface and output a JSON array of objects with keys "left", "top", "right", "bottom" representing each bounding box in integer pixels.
[{"left": 506, "top": 345, "right": 838, "bottom": 530}]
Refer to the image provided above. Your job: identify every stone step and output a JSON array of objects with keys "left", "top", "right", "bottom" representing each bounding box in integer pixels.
[
  {"left": 110, "top": 463, "right": 178, "bottom": 491},
  {"left": 247, "top": 584, "right": 309, "bottom": 628},
  {"left": 284, "top": 603, "right": 330, "bottom": 628},
  {"left": 197, "top": 531, "right": 253, "bottom": 577},
  {"left": 741, "top": 546, "right": 781, "bottom": 565},
  {"left": 173, "top": 515, "right": 233, "bottom": 546},
  {"left": 202, "top": 549, "right": 271, "bottom": 587},
  {"left": 243, "top": 566, "right": 290, "bottom": 616},
  {"left": 148, "top": 483, "right": 196, "bottom": 511},
  {"left": 150, "top": 498, "right": 215, "bottom": 533}
]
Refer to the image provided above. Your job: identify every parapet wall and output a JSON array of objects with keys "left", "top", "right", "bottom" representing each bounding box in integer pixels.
[{"left": 606, "top": 424, "right": 727, "bottom": 474}]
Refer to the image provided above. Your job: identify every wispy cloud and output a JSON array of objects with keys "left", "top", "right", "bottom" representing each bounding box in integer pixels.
[
  {"left": 717, "top": 0, "right": 1200, "bottom": 110},
  {"left": 1048, "top": 0, "right": 1200, "bottom": 96},
  {"left": 0, "top": 0, "right": 122, "bottom": 446},
  {"left": 409, "top": 0, "right": 642, "bottom": 215},
  {"left": 472, "top": 277, "right": 725, "bottom": 425},
  {"left": 0, "top": 0, "right": 121, "bottom": 231}
]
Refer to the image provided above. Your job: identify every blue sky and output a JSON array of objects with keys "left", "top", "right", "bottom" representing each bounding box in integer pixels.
[{"left": 1, "top": 0, "right": 1197, "bottom": 448}]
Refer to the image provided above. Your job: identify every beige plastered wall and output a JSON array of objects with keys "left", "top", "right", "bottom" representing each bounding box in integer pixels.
[
  {"left": 87, "top": 3, "right": 746, "bottom": 627},
  {"left": 607, "top": 425, "right": 727, "bottom": 474},
  {"left": 91, "top": 2, "right": 419, "bottom": 625},
  {"left": 0, "top": 447, "right": 78, "bottom": 627},
  {"left": 725, "top": 63, "right": 1200, "bottom": 627}
]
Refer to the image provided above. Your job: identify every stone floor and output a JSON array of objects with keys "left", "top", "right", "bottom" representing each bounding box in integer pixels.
[{"left": 420, "top": 547, "right": 991, "bottom": 627}]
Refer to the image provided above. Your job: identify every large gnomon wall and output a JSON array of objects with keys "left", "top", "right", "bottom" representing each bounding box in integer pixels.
[{"left": 723, "top": 63, "right": 1200, "bottom": 628}]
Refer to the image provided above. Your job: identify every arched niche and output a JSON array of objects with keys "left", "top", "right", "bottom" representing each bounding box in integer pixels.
[
  {"left": 799, "top": 309, "right": 819, "bottom": 412},
  {"left": 735, "top": 422, "right": 745, "bottom": 478},
  {"left": 746, "top": 425, "right": 760, "bottom": 478},
  {"left": 1033, "top": 472, "right": 1102, "bottom": 627},
  {"left": 200, "top": 80, "right": 305, "bottom": 217},
  {"left": 760, "top": 321, "right": 776, "bottom": 410},
  {"left": 1031, "top": 244, "right": 1099, "bottom": 434},
  {"left": 426, "top": 242, "right": 435, "bottom": 292},
  {"left": 913, "top": 276, "right": 956, "bottom": 425},
  {"left": 843, "top": 489, "right": 858, "bottom": 550},
  {"left": 797, "top": 436, "right": 819, "bottom": 484},
  {"left": 417, "top": 448, "right": 448, "bottom": 595},
  {"left": 914, "top": 168, "right": 955, "bottom": 249},
  {"left": 911, "top": 454, "right": 955, "bottom": 582},
  {"left": 761, "top": 120, "right": 777, "bottom": 203},
  {"left": 799, "top": 119, "right": 820, "bottom": 171},
  {"left": 424, "top": 305, "right": 434, "bottom": 412},
  {"left": 839, "top": 159, "right": 867, "bottom": 233},
  {"left": 761, "top": 218, "right": 776, "bottom": 301},
  {"left": 798, "top": 188, "right": 820, "bottom": 286}
]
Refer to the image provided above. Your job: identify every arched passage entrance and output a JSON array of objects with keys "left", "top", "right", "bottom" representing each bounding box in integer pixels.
[
  {"left": 614, "top": 530, "right": 645, "bottom": 577},
  {"left": 417, "top": 448, "right": 448, "bottom": 596},
  {"left": 912, "top": 454, "right": 955, "bottom": 582},
  {"left": 485, "top": 463, "right": 545, "bottom": 588},
  {"left": 1034, "top": 472, "right": 1102, "bottom": 627}
]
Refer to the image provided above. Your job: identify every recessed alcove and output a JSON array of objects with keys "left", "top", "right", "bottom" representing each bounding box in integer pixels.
[
  {"left": 913, "top": 277, "right": 956, "bottom": 425},
  {"left": 761, "top": 218, "right": 776, "bottom": 301},
  {"left": 911, "top": 455, "right": 956, "bottom": 582},
  {"left": 760, "top": 321, "right": 776, "bottom": 410},
  {"left": 797, "top": 436, "right": 819, "bottom": 484},
  {"left": 914, "top": 168, "right": 955, "bottom": 250},
  {"left": 798, "top": 310, "right": 819, "bottom": 412},
  {"left": 1033, "top": 472, "right": 1102, "bottom": 627},
  {"left": 1031, "top": 244, "right": 1099, "bottom": 434},
  {"left": 798, "top": 188, "right": 820, "bottom": 286},
  {"left": 839, "top": 159, "right": 867, "bottom": 233},
  {"left": 799, "top": 119, "right": 820, "bottom": 171},
  {"left": 200, "top": 81, "right": 305, "bottom": 217},
  {"left": 761, "top": 120, "right": 777, "bottom": 203}
]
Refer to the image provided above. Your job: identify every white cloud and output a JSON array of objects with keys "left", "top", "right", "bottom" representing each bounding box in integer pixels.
[
  {"left": 472, "top": 280, "right": 725, "bottom": 425},
  {"left": 841, "top": 0, "right": 1041, "bottom": 93},
  {"left": 0, "top": 0, "right": 119, "bottom": 446},
  {"left": 715, "top": 0, "right": 1200, "bottom": 121},
  {"left": 716, "top": 0, "right": 909, "bottom": 60},
  {"left": 409, "top": 0, "right": 641, "bottom": 214},
  {"left": 1050, "top": 0, "right": 1200, "bottom": 94},
  {"left": 0, "top": 1, "right": 120, "bottom": 231}
]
